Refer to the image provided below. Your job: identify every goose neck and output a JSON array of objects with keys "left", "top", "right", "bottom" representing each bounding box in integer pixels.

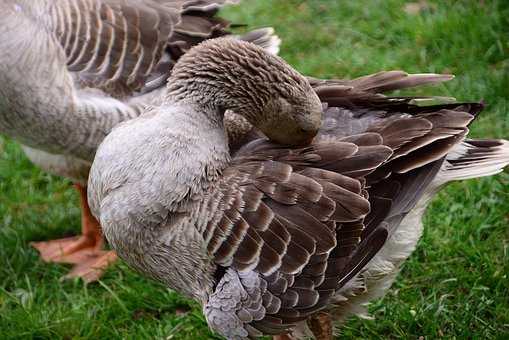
[{"left": 163, "top": 38, "right": 323, "bottom": 146}]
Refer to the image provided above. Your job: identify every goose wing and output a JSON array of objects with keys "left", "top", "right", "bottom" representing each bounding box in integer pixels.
[
  {"left": 49, "top": 0, "right": 235, "bottom": 97},
  {"left": 204, "top": 78, "right": 481, "bottom": 337},
  {"left": 204, "top": 137, "right": 392, "bottom": 338}
]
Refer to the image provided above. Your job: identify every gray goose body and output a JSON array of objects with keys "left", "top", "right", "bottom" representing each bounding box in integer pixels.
[
  {"left": 89, "top": 39, "right": 509, "bottom": 339},
  {"left": 0, "top": 0, "right": 279, "bottom": 181}
]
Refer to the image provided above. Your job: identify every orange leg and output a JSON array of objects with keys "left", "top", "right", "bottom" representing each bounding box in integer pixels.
[{"left": 31, "top": 184, "right": 117, "bottom": 283}]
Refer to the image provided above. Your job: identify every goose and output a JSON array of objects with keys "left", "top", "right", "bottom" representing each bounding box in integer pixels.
[
  {"left": 0, "top": 0, "right": 281, "bottom": 282},
  {"left": 88, "top": 38, "right": 509, "bottom": 339}
]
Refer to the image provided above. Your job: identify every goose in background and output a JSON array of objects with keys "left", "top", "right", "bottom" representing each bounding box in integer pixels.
[
  {"left": 0, "top": 0, "right": 280, "bottom": 282},
  {"left": 88, "top": 38, "right": 509, "bottom": 339}
]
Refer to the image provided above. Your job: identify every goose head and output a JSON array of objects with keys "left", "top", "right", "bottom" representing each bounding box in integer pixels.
[{"left": 165, "top": 38, "right": 323, "bottom": 145}]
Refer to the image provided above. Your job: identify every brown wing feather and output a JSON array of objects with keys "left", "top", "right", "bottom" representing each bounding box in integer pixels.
[
  {"left": 54, "top": 0, "right": 179, "bottom": 96},
  {"left": 202, "top": 137, "right": 393, "bottom": 333},
  {"left": 314, "top": 81, "right": 483, "bottom": 242},
  {"left": 52, "top": 0, "right": 236, "bottom": 98}
]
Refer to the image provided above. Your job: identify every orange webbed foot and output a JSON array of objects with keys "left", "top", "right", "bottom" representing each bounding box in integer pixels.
[
  {"left": 31, "top": 183, "right": 117, "bottom": 283},
  {"left": 64, "top": 250, "right": 117, "bottom": 283}
]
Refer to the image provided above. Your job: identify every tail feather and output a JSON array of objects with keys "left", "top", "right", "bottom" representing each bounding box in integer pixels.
[
  {"left": 180, "top": 0, "right": 240, "bottom": 14},
  {"left": 308, "top": 71, "right": 454, "bottom": 94},
  {"left": 347, "top": 71, "right": 454, "bottom": 93},
  {"left": 237, "top": 27, "right": 281, "bottom": 55},
  {"left": 439, "top": 139, "right": 509, "bottom": 183}
]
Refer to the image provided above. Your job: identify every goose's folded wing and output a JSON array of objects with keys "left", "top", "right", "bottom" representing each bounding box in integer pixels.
[
  {"left": 203, "top": 139, "right": 393, "bottom": 336},
  {"left": 316, "top": 83, "right": 482, "bottom": 237},
  {"left": 206, "top": 86, "right": 484, "bottom": 336},
  {"left": 50, "top": 0, "right": 233, "bottom": 96}
]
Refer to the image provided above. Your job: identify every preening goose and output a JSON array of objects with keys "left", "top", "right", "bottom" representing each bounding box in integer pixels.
[
  {"left": 88, "top": 38, "right": 509, "bottom": 339},
  {"left": 0, "top": 0, "right": 280, "bottom": 282}
]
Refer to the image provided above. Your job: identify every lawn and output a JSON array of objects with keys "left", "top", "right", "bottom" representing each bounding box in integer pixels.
[{"left": 1, "top": 0, "right": 508, "bottom": 339}]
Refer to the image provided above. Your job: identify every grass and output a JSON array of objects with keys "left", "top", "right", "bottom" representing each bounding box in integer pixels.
[{"left": 1, "top": 0, "right": 508, "bottom": 338}]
